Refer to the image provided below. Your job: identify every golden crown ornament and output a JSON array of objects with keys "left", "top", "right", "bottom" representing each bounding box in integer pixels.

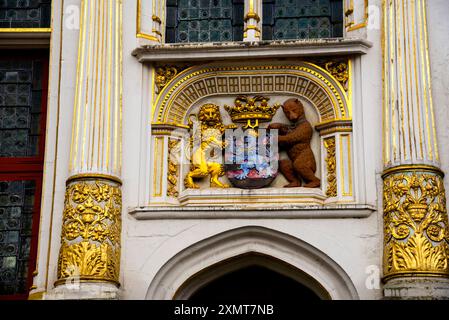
[{"left": 224, "top": 96, "right": 281, "bottom": 129}]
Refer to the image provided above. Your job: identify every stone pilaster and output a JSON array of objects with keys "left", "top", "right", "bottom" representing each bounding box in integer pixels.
[
  {"left": 52, "top": 0, "right": 123, "bottom": 299},
  {"left": 382, "top": 0, "right": 449, "bottom": 299}
]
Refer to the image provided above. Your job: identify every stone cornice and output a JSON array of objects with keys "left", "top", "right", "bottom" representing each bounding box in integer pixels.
[
  {"left": 132, "top": 38, "right": 373, "bottom": 63},
  {"left": 129, "top": 204, "right": 377, "bottom": 220}
]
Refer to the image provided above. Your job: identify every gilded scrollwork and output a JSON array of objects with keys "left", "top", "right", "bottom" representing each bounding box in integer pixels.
[
  {"left": 155, "top": 66, "right": 179, "bottom": 93},
  {"left": 155, "top": 65, "right": 189, "bottom": 93},
  {"left": 383, "top": 170, "right": 449, "bottom": 279},
  {"left": 57, "top": 178, "right": 122, "bottom": 285},
  {"left": 324, "top": 61, "right": 349, "bottom": 91},
  {"left": 324, "top": 137, "right": 337, "bottom": 197},
  {"left": 314, "top": 59, "right": 349, "bottom": 91},
  {"left": 167, "top": 139, "right": 180, "bottom": 197}
]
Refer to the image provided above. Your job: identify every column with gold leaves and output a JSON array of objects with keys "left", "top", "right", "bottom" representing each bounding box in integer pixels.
[
  {"left": 53, "top": 0, "right": 123, "bottom": 299},
  {"left": 382, "top": 0, "right": 449, "bottom": 298}
]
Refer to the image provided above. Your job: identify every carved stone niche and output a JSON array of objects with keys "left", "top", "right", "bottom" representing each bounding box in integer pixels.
[{"left": 148, "top": 62, "right": 355, "bottom": 208}]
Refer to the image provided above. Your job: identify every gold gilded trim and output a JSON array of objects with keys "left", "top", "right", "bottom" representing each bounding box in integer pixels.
[
  {"left": 28, "top": 291, "right": 46, "bottom": 300},
  {"left": 244, "top": 25, "right": 261, "bottom": 33},
  {"left": 382, "top": 272, "right": 449, "bottom": 283},
  {"left": 137, "top": 33, "right": 159, "bottom": 41},
  {"left": 382, "top": 165, "right": 444, "bottom": 179},
  {"left": 346, "top": 0, "right": 369, "bottom": 32},
  {"left": 155, "top": 64, "right": 350, "bottom": 124},
  {"left": 244, "top": 12, "right": 260, "bottom": 22},
  {"left": 324, "top": 137, "right": 337, "bottom": 198},
  {"left": 152, "top": 122, "right": 190, "bottom": 130},
  {"left": 167, "top": 139, "right": 180, "bottom": 197},
  {"left": 67, "top": 173, "right": 123, "bottom": 185},
  {"left": 0, "top": 28, "right": 52, "bottom": 33},
  {"left": 152, "top": 15, "right": 162, "bottom": 24},
  {"left": 136, "top": 0, "right": 161, "bottom": 43}
]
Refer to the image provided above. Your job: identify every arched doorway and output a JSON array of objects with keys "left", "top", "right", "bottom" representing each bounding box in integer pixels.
[
  {"left": 188, "top": 262, "right": 326, "bottom": 301},
  {"left": 189, "top": 265, "right": 321, "bottom": 301},
  {"left": 146, "top": 227, "right": 358, "bottom": 300},
  {"left": 177, "top": 253, "right": 328, "bottom": 300}
]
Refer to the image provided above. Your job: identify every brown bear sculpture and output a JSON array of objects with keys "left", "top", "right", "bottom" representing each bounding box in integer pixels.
[{"left": 268, "top": 98, "right": 321, "bottom": 188}]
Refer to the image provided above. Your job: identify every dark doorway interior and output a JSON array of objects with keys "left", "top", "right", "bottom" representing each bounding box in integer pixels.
[{"left": 189, "top": 265, "right": 322, "bottom": 302}]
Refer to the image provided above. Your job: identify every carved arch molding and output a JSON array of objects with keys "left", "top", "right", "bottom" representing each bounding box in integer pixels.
[
  {"left": 153, "top": 62, "right": 351, "bottom": 124},
  {"left": 145, "top": 226, "right": 359, "bottom": 300},
  {"left": 149, "top": 61, "right": 355, "bottom": 207}
]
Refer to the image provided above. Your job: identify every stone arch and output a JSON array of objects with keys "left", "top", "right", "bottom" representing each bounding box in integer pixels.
[
  {"left": 153, "top": 62, "right": 351, "bottom": 126},
  {"left": 146, "top": 226, "right": 359, "bottom": 300}
]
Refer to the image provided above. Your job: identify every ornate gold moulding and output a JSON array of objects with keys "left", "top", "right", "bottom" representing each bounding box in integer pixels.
[
  {"left": 132, "top": 38, "right": 372, "bottom": 63},
  {"left": 382, "top": 165, "right": 449, "bottom": 282},
  {"left": 55, "top": 175, "right": 122, "bottom": 287}
]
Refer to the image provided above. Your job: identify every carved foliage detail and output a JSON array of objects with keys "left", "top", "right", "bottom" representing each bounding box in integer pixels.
[
  {"left": 324, "top": 61, "right": 349, "bottom": 91},
  {"left": 167, "top": 139, "right": 180, "bottom": 197},
  {"left": 57, "top": 180, "right": 122, "bottom": 284},
  {"left": 324, "top": 137, "right": 337, "bottom": 197},
  {"left": 155, "top": 66, "right": 179, "bottom": 93},
  {"left": 383, "top": 171, "right": 449, "bottom": 278},
  {"left": 314, "top": 59, "right": 349, "bottom": 91}
]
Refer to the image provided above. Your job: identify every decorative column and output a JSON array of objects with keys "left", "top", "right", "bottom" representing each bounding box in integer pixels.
[
  {"left": 382, "top": 0, "right": 449, "bottom": 299},
  {"left": 243, "top": 0, "right": 261, "bottom": 41},
  {"left": 53, "top": 0, "right": 123, "bottom": 299}
]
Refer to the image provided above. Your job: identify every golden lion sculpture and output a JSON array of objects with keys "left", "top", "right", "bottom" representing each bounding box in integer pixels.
[{"left": 184, "top": 104, "right": 233, "bottom": 189}]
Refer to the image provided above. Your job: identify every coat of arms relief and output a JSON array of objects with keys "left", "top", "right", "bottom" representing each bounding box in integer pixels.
[
  {"left": 151, "top": 62, "right": 354, "bottom": 206},
  {"left": 183, "top": 96, "right": 321, "bottom": 191}
]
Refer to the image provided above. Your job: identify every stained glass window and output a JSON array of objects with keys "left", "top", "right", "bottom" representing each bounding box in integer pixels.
[
  {"left": 0, "top": 59, "right": 45, "bottom": 158},
  {"left": 0, "top": 52, "right": 47, "bottom": 300},
  {"left": 262, "top": 0, "right": 343, "bottom": 40},
  {"left": 0, "top": 180, "right": 36, "bottom": 296},
  {"left": 0, "top": 0, "right": 51, "bottom": 28},
  {"left": 166, "top": 0, "right": 244, "bottom": 43}
]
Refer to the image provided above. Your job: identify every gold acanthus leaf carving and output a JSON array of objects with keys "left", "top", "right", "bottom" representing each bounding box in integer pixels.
[
  {"left": 57, "top": 180, "right": 122, "bottom": 285},
  {"left": 167, "top": 139, "right": 180, "bottom": 197},
  {"left": 383, "top": 171, "right": 449, "bottom": 279},
  {"left": 155, "top": 65, "right": 189, "bottom": 93},
  {"left": 324, "top": 137, "right": 337, "bottom": 198},
  {"left": 323, "top": 61, "right": 349, "bottom": 91}
]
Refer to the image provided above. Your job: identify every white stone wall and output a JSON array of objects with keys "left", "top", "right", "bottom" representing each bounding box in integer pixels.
[
  {"left": 33, "top": 0, "right": 448, "bottom": 300},
  {"left": 119, "top": 0, "right": 384, "bottom": 300}
]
